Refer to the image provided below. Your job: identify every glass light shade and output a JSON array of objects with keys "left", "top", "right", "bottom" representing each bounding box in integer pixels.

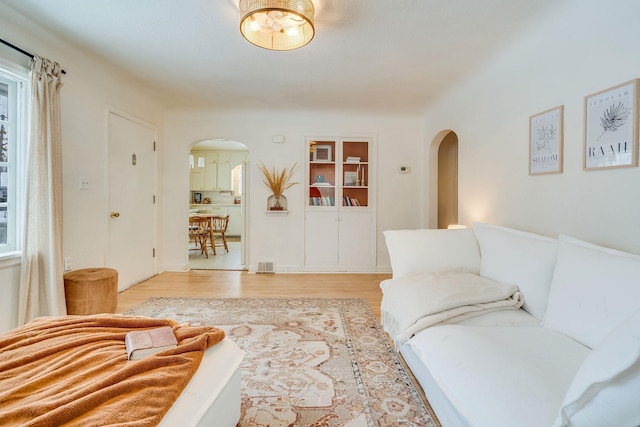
[
  {"left": 197, "top": 157, "right": 205, "bottom": 168},
  {"left": 239, "top": 0, "right": 315, "bottom": 51},
  {"left": 189, "top": 154, "right": 195, "bottom": 168}
]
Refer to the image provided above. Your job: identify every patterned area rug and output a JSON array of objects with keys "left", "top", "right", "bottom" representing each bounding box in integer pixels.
[{"left": 126, "top": 297, "right": 436, "bottom": 426}]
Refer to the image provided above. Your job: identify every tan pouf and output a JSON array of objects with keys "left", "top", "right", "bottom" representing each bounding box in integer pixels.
[{"left": 63, "top": 268, "right": 118, "bottom": 315}]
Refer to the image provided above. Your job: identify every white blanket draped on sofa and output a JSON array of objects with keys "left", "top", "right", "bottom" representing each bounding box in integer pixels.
[{"left": 381, "top": 272, "right": 523, "bottom": 346}]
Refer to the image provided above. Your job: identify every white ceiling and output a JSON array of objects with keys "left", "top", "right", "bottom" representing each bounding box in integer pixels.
[{"left": 2, "top": 0, "right": 561, "bottom": 114}]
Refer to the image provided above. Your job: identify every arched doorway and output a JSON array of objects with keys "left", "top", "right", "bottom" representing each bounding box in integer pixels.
[
  {"left": 427, "top": 130, "right": 459, "bottom": 229},
  {"left": 437, "top": 132, "right": 458, "bottom": 229},
  {"left": 187, "top": 139, "right": 249, "bottom": 270}
]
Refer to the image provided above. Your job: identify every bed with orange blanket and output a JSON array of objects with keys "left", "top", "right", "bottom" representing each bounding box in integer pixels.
[{"left": 0, "top": 315, "right": 243, "bottom": 426}]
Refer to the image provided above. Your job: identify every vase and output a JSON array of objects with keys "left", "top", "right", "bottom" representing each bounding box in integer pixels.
[{"left": 267, "top": 194, "right": 287, "bottom": 211}]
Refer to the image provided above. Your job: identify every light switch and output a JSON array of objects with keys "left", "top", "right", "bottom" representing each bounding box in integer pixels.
[{"left": 79, "top": 176, "right": 89, "bottom": 190}]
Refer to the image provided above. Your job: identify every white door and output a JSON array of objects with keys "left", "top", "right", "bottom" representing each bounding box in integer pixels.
[{"left": 108, "top": 112, "right": 156, "bottom": 290}]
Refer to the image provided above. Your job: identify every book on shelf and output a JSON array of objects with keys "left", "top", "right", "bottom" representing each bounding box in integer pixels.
[
  {"left": 311, "top": 182, "right": 332, "bottom": 187},
  {"left": 345, "top": 156, "right": 361, "bottom": 163},
  {"left": 310, "top": 196, "right": 335, "bottom": 206},
  {"left": 343, "top": 197, "right": 360, "bottom": 207},
  {"left": 125, "top": 326, "right": 178, "bottom": 360}
]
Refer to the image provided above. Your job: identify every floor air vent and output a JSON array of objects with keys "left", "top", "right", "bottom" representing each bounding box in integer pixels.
[{"left": 257, "top": 261, "right": 275, "bottom": 274}]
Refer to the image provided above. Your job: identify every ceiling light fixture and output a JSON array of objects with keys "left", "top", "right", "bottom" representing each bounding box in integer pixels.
[{"left": 239, "top": 0, "right": 315, "bottom": 51}]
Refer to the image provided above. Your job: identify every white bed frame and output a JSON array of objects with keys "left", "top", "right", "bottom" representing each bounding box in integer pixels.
[{"left": 159, "top": 338, "right": 245, "bottom": 427}]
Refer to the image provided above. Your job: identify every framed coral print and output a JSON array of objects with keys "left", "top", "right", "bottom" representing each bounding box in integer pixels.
[
  {"left": 584, "top": 79, "right": 639, "bottom": 170},
  {"left": 530, "top": 105, "right": 564, "bottom": 175}
]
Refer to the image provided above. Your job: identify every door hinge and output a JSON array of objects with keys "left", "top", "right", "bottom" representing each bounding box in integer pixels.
[
  {"left": 153, "top": 194, "right": 156, "bottom": 204},
  {"left": 153, "top": 141, "right": 156, "bottom": 151},
  {"left": 153, "top": 248, "right": 156, "bottom": 257}
]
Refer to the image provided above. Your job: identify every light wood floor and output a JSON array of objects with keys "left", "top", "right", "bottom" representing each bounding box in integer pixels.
[{"left": 117, "top": 270, "right": 391, "bottom": 320}]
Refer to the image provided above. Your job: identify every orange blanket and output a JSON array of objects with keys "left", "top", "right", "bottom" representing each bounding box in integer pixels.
[{"left": 0, "top": 315, "right": 225, "bottom": 427}]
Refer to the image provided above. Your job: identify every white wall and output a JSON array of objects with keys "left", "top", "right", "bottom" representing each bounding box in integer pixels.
[
  {"left": 0, "top": 257, "right": 21, "bottom": 333},
  {"left": 0, "top": 6, "right": 166, "bottom": 332},
  {"left": 162, "top": 109, "right": 424, "bottom": 272},
  {"left": 423, "top": 0, "right": 640, "bottom": 255}
]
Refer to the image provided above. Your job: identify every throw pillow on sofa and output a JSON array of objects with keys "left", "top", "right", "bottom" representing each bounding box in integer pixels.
[
  {"left": 542, "top": 235, "right": 640, "bottom": 349},
  {"left": 553, "top": 309, "right": 640, "bottom": 427},
  {"left": 383, "top": 228, "right": 480, "bottom": 279},
  {"left": 473, "top": 223, "right": 558, "bottom": 320}
]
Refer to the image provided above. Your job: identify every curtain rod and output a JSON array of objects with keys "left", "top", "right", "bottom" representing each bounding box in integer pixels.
[{"left": 0, "top": 37, "right": 67, "bottom": 74}]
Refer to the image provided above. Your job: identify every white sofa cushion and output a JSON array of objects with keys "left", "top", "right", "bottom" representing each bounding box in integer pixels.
[
  {"left": 553, "top": 310, "right": 640, "bottom": 427},
  {"left": 473, "top": 223, "right": 558, "bottom": 320},
  {"left": 383, "top": 228, "right": 480, "bottom": 279},
  {"left": 408, "top": 325, "right": 590, "bottom": 427},
  {"left": 542, "top": 235, "right": 640, "bottom": 349}
]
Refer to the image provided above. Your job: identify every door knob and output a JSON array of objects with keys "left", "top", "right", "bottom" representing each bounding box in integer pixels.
[{"left": 110, "top": 212, "right": 120, "bottom": 218}]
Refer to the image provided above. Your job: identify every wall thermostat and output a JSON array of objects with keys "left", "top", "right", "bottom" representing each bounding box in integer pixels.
[{"left": 398, "top": 165, "right": 411, "bottom": 174}]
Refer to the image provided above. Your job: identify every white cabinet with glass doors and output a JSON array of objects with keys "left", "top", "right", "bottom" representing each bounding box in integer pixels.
[{"left": 304, "top": 136, "right": 376, "bottom": 271}]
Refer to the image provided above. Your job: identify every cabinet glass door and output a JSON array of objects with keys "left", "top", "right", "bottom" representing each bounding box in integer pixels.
[
  {"left": 308, "top": 140, "right": 336, "bottom": 206},
  {"left": 341, "top": 141, "right": 368, "bottom": 207}
]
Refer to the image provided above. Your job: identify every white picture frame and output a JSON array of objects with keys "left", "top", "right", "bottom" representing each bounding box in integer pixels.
[
  {"left": 313, "top": 144, "right": 332, "bottom": 162},
  {"left": 584, "top": 79, "right": 639, "bottom": 170},
  {"left": 529, "top": 105, "right": 564, "bottom": 175},
  {"left": 344, "top": 171, "right": 357, "bottom": 186}
]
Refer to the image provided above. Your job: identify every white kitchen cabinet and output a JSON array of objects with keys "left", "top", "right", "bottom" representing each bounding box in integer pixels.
[
  {"left": 190, "top": 151, "right": 214, "bottom": 191},
  {"left": 189, "top": 150, "right": 244, "bottom": 191},
  {"left": 226, "top": 206, "right": 242, "bottom": 236},
  {"left": 229, "top": 151, "right": 246, "bottom": 167},
  {"left": 216, "top": 162, "right": 231, "bottom": 191},
  {"left": 190, "top": 168, "right": 204, "bottom": 190},
  {"left": 304, "top": 136, "right": 376, "bottom": 271}
]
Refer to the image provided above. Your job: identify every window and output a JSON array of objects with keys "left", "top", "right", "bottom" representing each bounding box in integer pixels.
[
  {"left": 231, "top": 164, "right": 243, "bottom": 196},
  {"left": 0, "top": 65, "right": 27, "bottom": 255}
]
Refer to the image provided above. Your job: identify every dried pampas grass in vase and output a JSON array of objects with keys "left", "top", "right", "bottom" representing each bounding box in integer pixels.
[{"left": 258, "top": 162, "right": 298, "bottom": 210}]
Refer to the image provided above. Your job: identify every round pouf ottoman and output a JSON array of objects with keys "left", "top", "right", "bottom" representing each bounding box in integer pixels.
[{"left": 63, "top": 268, "right": 118, "bottom": 315}]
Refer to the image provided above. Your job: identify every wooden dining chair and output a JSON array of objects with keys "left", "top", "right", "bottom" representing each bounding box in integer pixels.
[
  {"left": 188, "top": 216, "right": 213, "bottom": 258},
  {"left": 209, "top": 215, "right": 230, "bottom": 255}
]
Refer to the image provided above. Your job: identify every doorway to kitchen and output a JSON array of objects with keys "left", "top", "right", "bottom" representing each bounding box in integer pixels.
[{"left": 188, "top": 139, "right": 249, "bottom": 270}]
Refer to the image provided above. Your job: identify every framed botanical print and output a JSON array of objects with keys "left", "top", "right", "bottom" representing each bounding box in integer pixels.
[
  {"left": 584, "top": 79, "right": 639, "bottom": 170},
  {"left": 313, "top": 144, "right": 332, "bottom": 162},
  {"left": 530, "top": 105, "right": 564, "bottom": 175}
]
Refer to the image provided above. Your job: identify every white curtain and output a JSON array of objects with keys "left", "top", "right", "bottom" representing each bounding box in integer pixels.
[{"left": 18, "top": 55, "right": 65, "bottom": 324}]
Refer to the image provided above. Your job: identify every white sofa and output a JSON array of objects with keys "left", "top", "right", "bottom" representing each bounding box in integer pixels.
[{"left": 381, "top": 223, "right": 640, "bottom": 427}]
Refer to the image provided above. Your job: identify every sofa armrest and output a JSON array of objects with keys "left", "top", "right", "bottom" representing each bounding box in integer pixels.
[{"left": 383, "top": 228, "right": 481, "bottom": 279}]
